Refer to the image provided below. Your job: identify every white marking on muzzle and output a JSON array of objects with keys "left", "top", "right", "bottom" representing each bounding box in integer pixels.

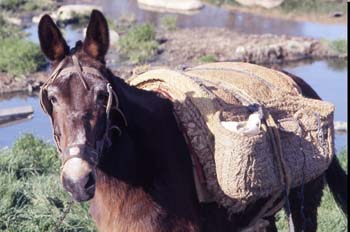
[
  {"left": 62, "top": 157, "right": 91, "bottom": 182},
  {"left": 69, "top": 146, "right": 80, "bottom": 156}
]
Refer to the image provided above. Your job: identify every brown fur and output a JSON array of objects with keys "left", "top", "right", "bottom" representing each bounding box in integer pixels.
[{"left": 90, "top": 170, "right": 198, "bottom": 232}]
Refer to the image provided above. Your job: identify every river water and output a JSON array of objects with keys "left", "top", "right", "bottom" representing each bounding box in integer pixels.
[{"left": 1, "top": 0, "right": 347, "bottom": 152}]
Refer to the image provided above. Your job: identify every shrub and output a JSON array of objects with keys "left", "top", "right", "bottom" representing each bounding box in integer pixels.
[
  {"left": 0, "top": 134, "right": 96, "bottom": 231},
  {"left": 0, "top": 14, "right": 24, "bottom": 39},
  {"left": 118, "top": 23, "right": 159, "bottom": 64},
  {"left": 0, "top": 0, "right": 25, "bottom": 11},
  {"left": 199, "top": 54, "right": 218, "bottom": 63},
  {"left": 329, "top": 39, "right": 347, "bottom": 55},
  {"left": 280, "top": 0, "right": 346, "bottom": 15},
  {"left": 0, "top": 0, "right": 54, "bottom": 12},
  {"left": 160, "top": 15, "right": 177, "bottom": 31},
  {"left": 0, "top": 38, "right": 46, "bottom": 76}
]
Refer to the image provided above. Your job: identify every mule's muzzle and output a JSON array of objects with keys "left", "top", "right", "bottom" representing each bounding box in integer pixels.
[
  {"left": 62, "top": 169, "right": 96, "bottom": 202},
  {"left": 61, "top": 144, "right": 99, "bottom": 202}
]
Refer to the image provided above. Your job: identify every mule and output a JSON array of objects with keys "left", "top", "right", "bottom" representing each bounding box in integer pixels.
[{"left": 38, "top": 10, "right": 347, "bottom": 232}]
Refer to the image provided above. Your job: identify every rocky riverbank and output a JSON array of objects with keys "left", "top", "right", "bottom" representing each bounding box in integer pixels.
[
  {"left": 0, "top": 72, "right": 47, "bottom": 94},
  {"left": 153, "top": 28, "right": 345, "bottom": 67},
  {"left": 0, "top": 26, "right": 347, "bottom": 93}
]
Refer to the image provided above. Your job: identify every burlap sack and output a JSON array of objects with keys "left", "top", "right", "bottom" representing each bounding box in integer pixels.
[{"left": 128, "top": 62, "right": 335, "bottom": 213}]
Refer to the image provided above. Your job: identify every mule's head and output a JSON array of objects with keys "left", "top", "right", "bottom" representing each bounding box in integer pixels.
[{"left": 38, "top": 10, "right": 112, "bottom": 202}]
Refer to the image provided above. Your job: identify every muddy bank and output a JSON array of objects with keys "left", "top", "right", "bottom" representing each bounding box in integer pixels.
[{"left": 0, "top": 27, "right": 346, "bottom": 93}]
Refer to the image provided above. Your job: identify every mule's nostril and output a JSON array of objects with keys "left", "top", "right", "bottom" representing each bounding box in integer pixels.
[{"left": 85, "top": 172, "right": 95, "bottom": 190}]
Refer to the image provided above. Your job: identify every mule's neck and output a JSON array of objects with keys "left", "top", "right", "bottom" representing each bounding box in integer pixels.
[
  {"left": 90, "top": 72, "right": 200, "bottom": 230},
  {"left": 102, "top": 70, "right": 198, "bottom": 194},
  {"left": 96, "top": 73, "right": 160, "bottom": 187},
  {"left": 97, "top": 71, "right": 192, "bottom": 186}
]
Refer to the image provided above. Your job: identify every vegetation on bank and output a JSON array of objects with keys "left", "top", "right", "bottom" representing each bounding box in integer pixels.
[
  {"left": 279, "top": 0, "right": 346, "bottom": 15},
  {"left": 0, "top": 38, "right": 46, "bottom": 76},
  {"left": 328, "top": 39, "right": 348, "bottom": 56},
  {"left": 0, "top": 15, "right": 24, "bottom": 39},
  {"left": 0, "top": 134, "right": 96, "bottom": 231},
  {"left": 118, "top": 23, "right": 159, "bottom": 64},
  {"left": 203, "top": 0, "right": 347, "bottom": 20},
  {"left": 199, "top": 54, "right": 218, "bottom": 63},
  {"left": 203, "top": 0, "right": 237, "bottom": 6},
  {"left": 0, "top": 135, "right": 347, "bottom": 231},
  {"left": 0, "top": 14, "right": 46, "bottom": 76},
  {"left": 160, "top": 15, "right": 178, "bottom": 31},
  {"left": 0, "top": 0, "right": 54, "bottom": 12}
]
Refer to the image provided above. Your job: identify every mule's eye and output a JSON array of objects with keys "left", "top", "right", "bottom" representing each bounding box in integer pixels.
[
  {"left": 49, "top": 96, "right": 57, "bottom": 104},
  {"left": 96, "top": 91, "right": 108, "bottom": 105}
]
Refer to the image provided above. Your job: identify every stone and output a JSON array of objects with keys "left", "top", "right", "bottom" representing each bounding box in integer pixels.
[
  {"left": 137, "top": 0, "right": 203, "bottom": 11},
  {"left": 55, "top": 4, "right": 102, "bottom": 22},
  {"left": 334, "top": 121, "right": 347, "bottom": 132},
  {"left": 331, "top": 11, "right": 343, "bottom": 17},
  {"left": 4, "top": 16, "right": 22, "bottom": 26},
  {"left": 32, "top": 4, "right": 101, "bottom": 24},
  {"left": 235, "top": 0, "right": 284, "bottom": 9}
]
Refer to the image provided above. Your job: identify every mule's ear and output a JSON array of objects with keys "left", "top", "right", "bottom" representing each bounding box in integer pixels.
[
  {"left": 83, "top": 10, "right": 109, "bottom": 61},
  {"left": 38, "top": 15, "right": 69, "bottom": 61}
]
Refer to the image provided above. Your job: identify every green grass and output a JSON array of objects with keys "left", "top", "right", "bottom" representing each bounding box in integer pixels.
[
  {"left": 21, "top": 0, "right": 54, "bottom": 11},
  {"left": 199, "top": 54, "right": 218, "bottom": 63},
  {"left": 160, "top": 15, "right": 178, "bottom": 31},
  {"left": 276, "top": 148, "right": 348, "bottom": 231},
  {"left": 118, "top": 23, "right": 159, "bottom": 64},
  {"left": 0, "top": 135, "right": 346, "bottom": 231},
  {"left": 0, "top": 134, "right": 96, "bottom": 231},
  {"left": 0, "top": 0, "right": 25, "bottom": 11},
  {"left": 0, "top": 38, "right": 46, "bottom": 76}
]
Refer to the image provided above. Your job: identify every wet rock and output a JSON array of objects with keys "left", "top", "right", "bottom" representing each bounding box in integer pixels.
[
  {"left": 235, "top": 0, "right": 284, "bottom": 9},
  {"left": 331, "top": 11, "right": 343, "bottom": 17},
  {"left": 0, "top": 72, "right": 47, "bottom": 94},
  {"left": 55, "top": 4, "right": 101, "bottom": 23},
  {"left": 0, "top": 106, "right": 34, "bottom": 126},
  {"left": 33, "top": 4, "right": 101, "bottom": 24},
  {"left": 137, "top": 0, "right": 203, "bottom": 12},
  {"left": 334, "top": 121, "right": 347, "bottom": 133},
  {"left": 4, "top": 16, "right": 22, "bottom": 26},
  {"left": 234, "top": 38, "right": 318, "bottom": 63},
  {"left": 156, "top": 28, "right": 338, "bottom": 67}
]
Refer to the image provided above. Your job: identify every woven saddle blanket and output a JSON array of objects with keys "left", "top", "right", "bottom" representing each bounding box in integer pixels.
[{"left": 129, "top": 62, "right": 335, "bottom": 213}]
